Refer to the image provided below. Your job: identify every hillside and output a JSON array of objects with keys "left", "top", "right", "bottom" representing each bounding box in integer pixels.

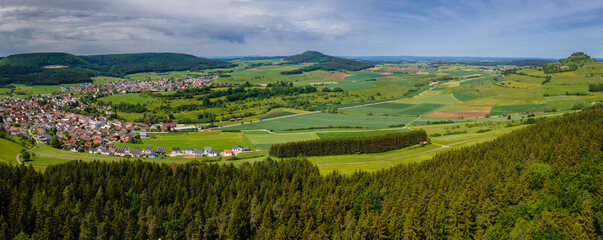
[
  {"left": 0, "top": 52, "right": 235, "bottom": 85},
  {"left": 543, "top": 52, "right": 598, "bottom": 74},
  {"left": 81, "top": 52, "right": 235, "bottom": 76},
  {"left": 282, "top": 51, "right": 374, "bottom": 73},
  {"left": 0, "top": 107, "right": 601, "bottom": 239},
  {"left": 0, "top": 52, "right": 87, "bottom": 68}
]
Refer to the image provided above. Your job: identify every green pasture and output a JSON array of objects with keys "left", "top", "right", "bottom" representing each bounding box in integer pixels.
[
  {"left": 258, "top": 111, "right": 296, "bottom": 120},
  {"left": 243, "top": 131, "right": 319, "bottom": 150},
  {"left": 344, "top": 72, "right": 405, "bottom": 81},
  {"left": 101, "top": 93, "right": 154, "bottom": 105},
  {"left": 461, "top": 84, "right": 546, "bottom": 105},
  {"left": 460, "top": 76, "right": 501, "bottom": 86},
  {"left": 545, "top": 96, "right": 587, "bottom": 110},
  {"left": 0, "top": 138, "right": 23, "bottom": 164},
  {"left": 437, "top": 105, "right": 492, "bottom": 111},
  {"left": 221, "top": 113, "right": 417, "bottom": 131},
  {"left": 341, "top": 103, "right": 445, "bottom": 116},
  {"left": 323, "top": 81, "right": 375, "bottom": 91},
  {"left": 125, "top": 71, "right": 206, "bottom": 81},
  {"left": 489, "top": 104, "right": 548, "bottom": 116},
  {"left": 394, "top": 90, "right": 460, "bottom": 105},
  {"left": 316, "top": 129, "right": 410, "bottom": 139}
]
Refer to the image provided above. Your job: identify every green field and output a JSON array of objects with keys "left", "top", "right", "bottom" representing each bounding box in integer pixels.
[
  {"left": 316, "top": 129, "right": 410, "bottom": 138},
  {"left": 243, "top": 131, "right": 319, "bottom": 150},
  {"left": 0, "top": 138, "right": 23, "bottom": 164},
  {"left": 341, "top": 103, "right": 445, "bottom": 116},
  {"left": 545, "top": 95, "right": 587, "bottom": 109},
  {"left": 101, "top": 93, "right": 155, "bottom": 105},
  {"left": 114, "top": 131, "right": 253, "bottom": 153},
  {"left": 394, "top": 90, "right": 460, "bottom": 105},
  {"left": 344, "top": 72, "right": 404, "bottom": 81},
  {"left": 322, "top": 81, "right": 375, "bottom": 91},
  {"left": 221, "top": 113, "right": 417, "bottom": 131},
  {"left": 489, "top": 104, "right": 548, "bottom": 116},
  {"left": 258, "top": 111, "right": 296, "bottom": 120},
  {"left": 92, "top": 76, "right": 127, "bottom": 84}
]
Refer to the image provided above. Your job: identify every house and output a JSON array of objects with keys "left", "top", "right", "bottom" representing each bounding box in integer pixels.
[
  {"left": 207, "top": 149, "right": 219, "bottom": 157},
  {"left": 203, "top": 147, "right": 212, "bottom": 154},
  {"left": 223, "top": 149, "right": 233, "bottom": 157},
  {"left": 172, "top": 147, "right": 182, "bottom": 155},
  {"left": 89, "top": 148, "right": 99, "bottom": 154},
  {"left": 70, "top": 145, "right": 80, "bottom": 152},
  {"left": 140, "top": 132, "right": 148, "bottom": 138},
  {"left": 184, "top": 147, "right": 194, "bottom": 155},
  {"left": 115, "top": 148, "right": 127, "bottom": 157},
  {"left": 148, "top": 152, "right": 156, "bottom": 158},
  {"left": 156, "top": 148, "right": 166, "bottom": 154},
  {"left": 144, "top": 146, "right": 153, "bottom": 154},
  {"left": 100, "top": 148, "right": 111, "bottom": 155},
  {"left": 131, "top": 149, "right": 142, "bottom": 157},
  {"left": 194, "top": 150, "right": 204, "bottom": 157},
  {"left": 232, "top": 145, "right": 244, "bottom": 152},
  {"left": 122, "top": 146, "right": 130, "bottom": 152}
]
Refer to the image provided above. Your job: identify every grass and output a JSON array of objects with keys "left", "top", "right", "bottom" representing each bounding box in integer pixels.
[
  {"left": 322, "top": 81, "right": 375, "bottom": 91},
  {"left": 545, "top": 96, "right": 587, "bottom": 110},
  {"left": 101, "top": 93, "right": 154, "bottom": 105},
  {"left": 258, "top": 111, "right": 296, "bottom": 120},
  {"left": 394, "top": 90, "right": 460, "bottom": 105},
  {"left": 344, "top": 72, "right": 404, "bottom": 81},
  {"left": 243, "top": 131, "right": 319, "bottom": 150},
  {"left": 0, "top": 138, "right": 24, "bottom": 164},
  {"left": 489, "top": 104, "right": 548, "bottom": 116},
  {"left": 114, "top": 131, "right": 254, "bottom": 153},
  {"left": 437, "top": 105, "right": 492, "bottom": 111},
  {"left": 221, "top": 113, "right": 417, "bottom": 131},
  {"left": 316, "top": 129, "right": 410, "bottom": 139},
  {"left": 341, "top": 103, "right": 445, "bottom": 116},
  {"left": 92, "top": 76, "right": 127, "bottom": 84}
]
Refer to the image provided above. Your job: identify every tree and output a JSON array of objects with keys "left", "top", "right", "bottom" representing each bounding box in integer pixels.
[
  {"left": 49, "top": 135, "right": 62, "bottom": 149},
  {"left": 20, "top": 150, "right": 30, "bottom": 162}
]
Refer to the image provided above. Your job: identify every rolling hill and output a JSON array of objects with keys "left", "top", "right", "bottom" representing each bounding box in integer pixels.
[
  {"left": 281, "top": 51, "right": 374, "bottom": 74},
  {"left": 0, "top": 52, "right": 235, "bottom": 85}
]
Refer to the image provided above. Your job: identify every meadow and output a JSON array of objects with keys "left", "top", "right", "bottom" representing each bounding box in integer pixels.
[
  {"left": 114, "top": 131, "right": 253, "bottom": 153},
  {"left": 0, "top": 138, "right": 23, "bottom": 164}
]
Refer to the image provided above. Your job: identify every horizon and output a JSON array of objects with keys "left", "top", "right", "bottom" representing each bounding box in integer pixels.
[{"left": 1, "top": 0, "right": 601, "bottom": 58}]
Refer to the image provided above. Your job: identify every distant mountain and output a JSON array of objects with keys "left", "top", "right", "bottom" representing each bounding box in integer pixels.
[
  {"left": 281, "top": 51, "right": 374, "bottom": 74},
  {"left": 0, "top": 52, "right": 235, "bottom": 86}
]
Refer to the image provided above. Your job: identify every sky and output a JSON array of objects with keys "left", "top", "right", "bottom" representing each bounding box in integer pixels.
[{"left": 0, "top": 0, "right": 601, "bottom": 58}]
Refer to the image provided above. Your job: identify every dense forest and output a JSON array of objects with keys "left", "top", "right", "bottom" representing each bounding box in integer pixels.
[
  {"left": 281, "top": 51, "right": 374, "bottom": 75},
  {"left": 1, "top": 107, "right": 601, "bottom": 239},
  {"left": 0, "top": 52, "right": 234, "bottom": 85},
  {"left": 269, "top": 130, "right": 427, "bottom": 157}
]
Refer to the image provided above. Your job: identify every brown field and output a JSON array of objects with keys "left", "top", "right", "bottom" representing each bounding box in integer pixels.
[
  {"left": 246, "top": 68, "right": 261, "bottom": 71},
  {"left": 379, "top": 77, "right": 398, "bottom": 80},
  {"left": 323, "top": 72, "right": 353, "bottom": 79},
  {"left": 424, "top": 110, "right": 491, "bottom": 119},
  {"left": 449, "top": 104, "right": 494, "bottom": 108}
]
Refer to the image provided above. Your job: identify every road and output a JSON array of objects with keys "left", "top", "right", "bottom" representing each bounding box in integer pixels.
[{"left": 16, "top": 128, "right": 40, "bottom": 166}]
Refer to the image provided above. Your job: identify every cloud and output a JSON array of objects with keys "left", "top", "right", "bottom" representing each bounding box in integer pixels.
[{"left": 0, "top": 0, "right": 601, "bottom": 57}]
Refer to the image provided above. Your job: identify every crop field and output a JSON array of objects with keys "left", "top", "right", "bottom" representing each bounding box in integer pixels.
[
  {"left": 424, "top": 110, "right": 490, "bottom": 118},
  {"left": 257, "top": 110, "right": 296, "bottom": 120},
  {"left": 394, "top": 90, "right": 460, "bottom": 105},
  {"left": 114, "top": 131, "right": 253, "bottom": 153},
  {"left": 437, "top": 105, "right": 493, "bottom": 111},
  {"left": 545, "top": 95, "right": 587, "bottom": 109},
  {"left": 322, "top": 80, "right": 375, "bottom": 91},
  {"left": 489, "top": 104, "right": 548, "bottom": 116},
  {"left": 221, "top": 113, "right": 417, "bottom": 131},
  {"left": 341, "top": 103, "right": 445, "bottom": 116},
  {"left": 460, "top": 84, "right": 546, "bottom": 105},
  {"left": 0, "top": 138, "right": 23, "bottom": 164},
  {"left": 243, "top": 131, "right": 319, "bottom": 150},
  {"left": 459, "top": 76, "right": 501, "bottom": 86}
]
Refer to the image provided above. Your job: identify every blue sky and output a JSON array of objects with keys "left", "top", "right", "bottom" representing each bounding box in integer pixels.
[{"left": 0, "top": 0, "right": 601, "bottom": 58}]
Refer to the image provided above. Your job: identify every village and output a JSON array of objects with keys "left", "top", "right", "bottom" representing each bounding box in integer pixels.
[
  {"left": 0, "top": 92, "right": 250, "bottom": 160},
  {"left": 60, "top": 76, "right": 217, "bottom": 94}
]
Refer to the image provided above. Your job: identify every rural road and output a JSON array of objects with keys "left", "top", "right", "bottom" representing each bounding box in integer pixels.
[{"left": 16, "top": 128, "right": 40, "bottom": 165}]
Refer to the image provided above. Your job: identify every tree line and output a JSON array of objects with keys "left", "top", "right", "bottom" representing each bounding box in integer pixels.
[
  {"left": 269, "top": 130, "right": 427, "bottom": 157},
  {"left": 0, "top": 107, "right": 601, "bottom": 239}
]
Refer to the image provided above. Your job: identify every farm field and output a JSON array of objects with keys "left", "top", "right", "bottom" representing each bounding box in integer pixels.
[
  {"left": 489, "top": 104, "right": 548, "bottom": 116},
  {"left": 243, "top": 131, "right": 319, "bottom": 150},
  {"left": 340, "top": 103, "right": 445, "bottom": 116},
  {"left": 220, "top": 113, "right": 417, "bottom": 131},
  {"left": 101, "top": 93, "right": 155, "bottom": 105}
]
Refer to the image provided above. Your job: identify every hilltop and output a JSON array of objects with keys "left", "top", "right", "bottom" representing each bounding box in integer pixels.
[
  {"left": 0, "top": 52, "right": 235, "bottom": 85},
  {"left": 542, "top": 52, "right": 598, "bottom": 74},
  {"left": 281, "top": 51, "right": 374, "bottom": 74}
]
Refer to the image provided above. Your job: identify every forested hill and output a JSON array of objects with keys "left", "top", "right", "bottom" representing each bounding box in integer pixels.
[
  {"left": 0, "top": 52, "right": 234, "bottom": 85},
  {"left": 542, "top": 52, "right": 599, "bottom": 74},
  {"left": 80, "top": 53, "right": 235, "bottom": 76},
  {"left": 0, "top": 107, "right": 601, "bottom": 239},
  {"left": 283, "top": 51, "right": 374, "bottom": 72}
]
